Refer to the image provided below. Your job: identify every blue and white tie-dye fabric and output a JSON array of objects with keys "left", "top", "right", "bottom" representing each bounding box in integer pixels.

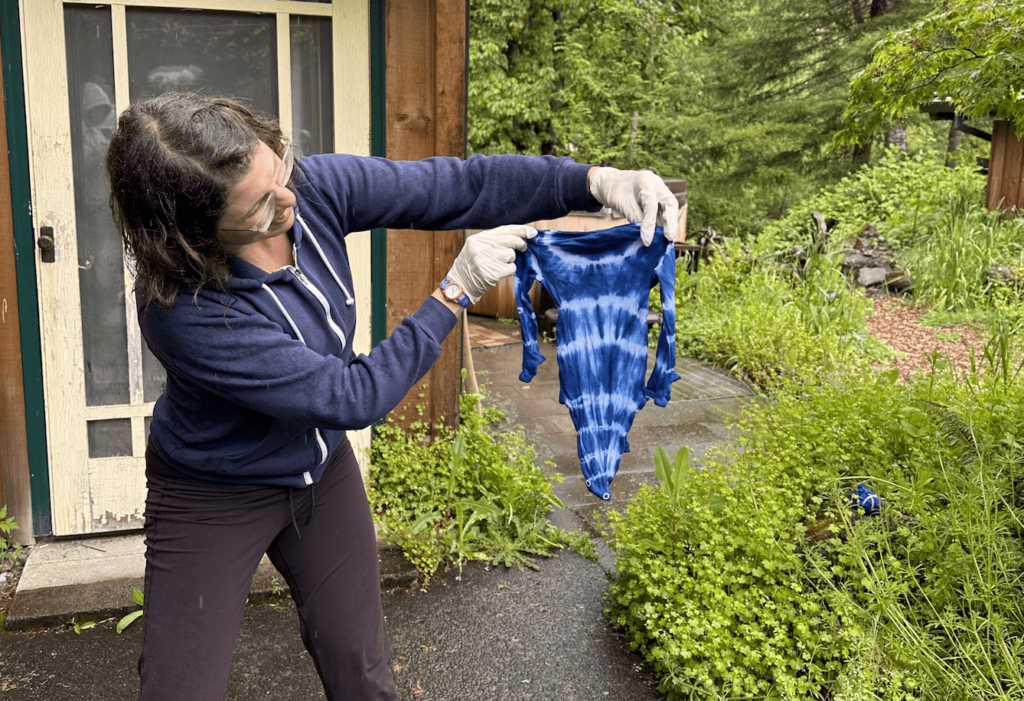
[{"left": 514, "top": 223, "right": 680, "bottom": 500}]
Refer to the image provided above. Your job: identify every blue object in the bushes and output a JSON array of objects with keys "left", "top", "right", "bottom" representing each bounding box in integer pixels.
[{"left": 852, "top": 483, "right": 883, "bottom": 516}]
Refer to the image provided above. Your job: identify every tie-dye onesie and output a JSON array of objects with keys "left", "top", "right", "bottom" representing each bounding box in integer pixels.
[{"left": 514, "top": 223, "right": 680, "bottom": 500}]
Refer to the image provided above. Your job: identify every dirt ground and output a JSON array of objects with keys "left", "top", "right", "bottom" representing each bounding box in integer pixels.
[{"left": 865, "top": 297, "right": 985, "bottom": 380}]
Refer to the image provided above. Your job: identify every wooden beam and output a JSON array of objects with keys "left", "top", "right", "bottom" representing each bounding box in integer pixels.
[
  {"left": 385, "top": 0, "right": 467, "bottom": 431},
  {"left": 0, "top": 28, "right": 33, "bottom": 541},
  {"left": 430, "top": 0, "right": 467, "bottom": 427}
]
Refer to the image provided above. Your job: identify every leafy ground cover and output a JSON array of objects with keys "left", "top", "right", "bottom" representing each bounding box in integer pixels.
[
  {"left": 368, "top": 392, "right": 594, "bottom": 585},
  {"left": 607, "top": 355, "right": 1024, "bottom": 700},
  {"left": 608, "top": 147, "right": 1024, "bottom": 699}
]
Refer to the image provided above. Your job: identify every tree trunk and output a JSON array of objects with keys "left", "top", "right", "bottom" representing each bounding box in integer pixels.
[
  {"left": 851, "top": 0, "right": 865, "bottom": 23},
  {"left": 870, "top": 0, "right": 897, "bottom": 18},
  {"left": 852, "top": 139, "right": 872, "bottom": 165}
]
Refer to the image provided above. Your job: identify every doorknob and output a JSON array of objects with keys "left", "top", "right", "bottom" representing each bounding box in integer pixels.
[{"left": 37, "top": 226, "right": 55, "bottom": 263}]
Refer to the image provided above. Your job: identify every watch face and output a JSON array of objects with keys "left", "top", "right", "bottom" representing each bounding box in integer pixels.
[{"left": 444, "top": 283, "right": 461, "bottom": 300}]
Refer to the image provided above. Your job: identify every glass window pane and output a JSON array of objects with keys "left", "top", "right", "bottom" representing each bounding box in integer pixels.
[
  {"left": 65, "top": 6, "right": 130, "bottom": 407},
  {"left": 88, "top": 419, "right": 133, "bottom": 458},
  {"left": 290, "top": 16, "right": 333, "bottom": 155},
  {"left": 126, "top": 9, "right": 277, "bottom": 116}
]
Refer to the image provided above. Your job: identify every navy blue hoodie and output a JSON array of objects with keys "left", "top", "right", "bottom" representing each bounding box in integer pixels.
[{"left": 141, "top": 152, "right": 596, "bottom": 488}]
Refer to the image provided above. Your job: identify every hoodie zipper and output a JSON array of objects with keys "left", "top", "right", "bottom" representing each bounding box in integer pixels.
[
  {"left": 283, "top": 263, "right": 347, "bottom": 351},
  {"left": 264, "top": 248, "right": 345, "bottom": 468},
  {"left": 262, "top": 223, "right": 351, "bottom": 470}
]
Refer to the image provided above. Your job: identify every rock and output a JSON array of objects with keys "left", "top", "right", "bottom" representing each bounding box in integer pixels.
[
  {"left": 857, "top": 267, "right": 888, "bottom": 287},
  {"left": 986, "top": 266, "right": 1016, "bottom": 283},
  {"left": 884, "top": 273, "right": 914, "bottom": 293},
  {"left": 842, "top": 252, "right": 876, "bottom": 270}
]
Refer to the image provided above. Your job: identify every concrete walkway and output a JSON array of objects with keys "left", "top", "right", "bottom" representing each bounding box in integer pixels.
[{"left": 0, "top": 318, "right": 751, "bottom": 700}]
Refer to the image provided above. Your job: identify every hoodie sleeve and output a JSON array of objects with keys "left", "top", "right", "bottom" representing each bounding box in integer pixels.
[
  {"left": 296, "top": 153, "right": 598, "bottom": 234},
  {"left": 141, "top": 292, "right": 458, "bottom": 431}
]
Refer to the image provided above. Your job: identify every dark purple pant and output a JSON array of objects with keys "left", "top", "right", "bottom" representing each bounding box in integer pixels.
[{"left": 138, "top": 436, "right": 396, "bottom": 701}]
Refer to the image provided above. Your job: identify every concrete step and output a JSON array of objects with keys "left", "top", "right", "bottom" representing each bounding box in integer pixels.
[{"left": 5, "top": 533, "right": 416, "bottom": 630}]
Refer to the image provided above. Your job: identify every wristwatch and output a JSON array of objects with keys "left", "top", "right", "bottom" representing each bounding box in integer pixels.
[{"left": 439, "top": 277, "right": 471, "bottom": 308}]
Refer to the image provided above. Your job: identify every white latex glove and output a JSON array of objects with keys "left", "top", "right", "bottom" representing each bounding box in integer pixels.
[
  {"left": 588, "top": 167, "right": 679, "bottom": 246},
  {"left": 447, "top": 225, "right": 538, "bottom": 304}
]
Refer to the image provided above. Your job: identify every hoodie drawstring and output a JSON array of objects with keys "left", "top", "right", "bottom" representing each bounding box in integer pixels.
[
  {"left": 288, "top": 482, "right": 318, "bottom": 541},
  {"left": 289, "top": 488, "right": 301, "bottom": 540}
]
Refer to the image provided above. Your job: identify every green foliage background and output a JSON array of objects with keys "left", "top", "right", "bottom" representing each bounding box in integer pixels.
[
  {"left": 469, "top": 0, "right": 946, "bottom": 239},
  {"left": 837, "top": 0, "right": 1024, "bottom": 146}
]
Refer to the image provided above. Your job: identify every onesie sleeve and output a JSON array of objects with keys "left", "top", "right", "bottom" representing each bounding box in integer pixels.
[
  {"left": 514, "top": 247, "right": 546, "bottom": 382},
  {"left": 644, "top": 241, "right": 681, "bottom": 406}
]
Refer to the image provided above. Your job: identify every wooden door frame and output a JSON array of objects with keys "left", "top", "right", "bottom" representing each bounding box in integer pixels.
[
  {"left": 14, "top": 0, "right": 377, "bottom": 536},
  {"left": 0, "top": 1, "right": 47, "bottom": 541}
]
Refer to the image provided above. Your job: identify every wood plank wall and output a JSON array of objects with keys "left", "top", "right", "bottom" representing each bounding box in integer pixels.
[
  {"left": 987, "top": 120, "right": 1024, "bottom": 214},
  {"left": 385, "top": 0, "right": 467, "bottom": 430},
  {"left": 0, "top": 30, "right": 32, "bottom": 538}
]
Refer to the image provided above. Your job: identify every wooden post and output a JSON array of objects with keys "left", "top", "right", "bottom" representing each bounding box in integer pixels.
[
  {"left": 0, "top": 29, "right": 33, "bottom": 541},
  {"left": 987, "top": 120, "right": 1024, "bottom": 215},
  {"left": 385, "top": 0, "right": 467, "bottom": 431}
]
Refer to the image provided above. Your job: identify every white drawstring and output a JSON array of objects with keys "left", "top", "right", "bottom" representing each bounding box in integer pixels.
[
  {"left": 261, "top": 284, "right": 306, "bottom": 345},
  {"left": 295, "top": 213, "right": 355, "bottom": 306}
]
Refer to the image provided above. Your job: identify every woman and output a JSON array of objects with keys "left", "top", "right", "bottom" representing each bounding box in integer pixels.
[{"left": 105, "top": 92, "right": 677, "bottom": 701}]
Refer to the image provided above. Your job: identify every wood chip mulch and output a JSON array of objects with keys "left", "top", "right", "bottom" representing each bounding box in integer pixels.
[{"left": 864, "top": 297, "right": 985, "bottom": 380}]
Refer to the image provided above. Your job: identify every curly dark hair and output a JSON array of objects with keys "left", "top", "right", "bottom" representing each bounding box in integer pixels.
[{"left": 105, "top": 93, "right": 288, "bottom": 308}]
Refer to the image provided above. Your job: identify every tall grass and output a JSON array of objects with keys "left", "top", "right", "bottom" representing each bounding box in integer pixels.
[
  {"left": 899, "top": 189, "right": 1024, "bottom": 321},
  {"left": 673, "top": 236, "right": 888, "bottom": 387}
]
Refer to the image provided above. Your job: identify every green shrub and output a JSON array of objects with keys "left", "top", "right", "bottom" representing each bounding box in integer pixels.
[
  {"left": 368, "top": 392, "right": 591, "bottom": 583},
  {"left": 607, "top": 344, "right": 1024, "bottom": 700},
  {"left": 0, "top": 505, "right": 21, "bottom": 568},
  {"left": 761, "top": 147, "right": 986, "bottom": 253},
  {"left": 673, "top": 238, "right": 888, "bottom": 387},
  {"left": 606, "top": 445, "right": 855, "bottom": 700}
]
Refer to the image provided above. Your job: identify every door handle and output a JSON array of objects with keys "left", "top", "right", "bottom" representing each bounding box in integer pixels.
[{"left": 38, "top": 226, "right": 55, "bottom": 263}]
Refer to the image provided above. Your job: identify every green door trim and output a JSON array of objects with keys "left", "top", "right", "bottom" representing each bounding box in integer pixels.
[
  {"left": 370, "top": 0, "right": 386, "bottom": 348},
  {"left": 1, "top": 1, "right": 52, "bottom": 536}
]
